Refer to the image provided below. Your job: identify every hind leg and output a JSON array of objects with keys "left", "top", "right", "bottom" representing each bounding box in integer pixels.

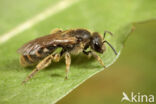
[{"left": 22, "top": 54, "right": 60, "bottom": 84}]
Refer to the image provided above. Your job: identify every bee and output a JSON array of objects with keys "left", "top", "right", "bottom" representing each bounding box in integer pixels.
[{"left": 17, "top": 28, "right": 117, "bottom": 84}]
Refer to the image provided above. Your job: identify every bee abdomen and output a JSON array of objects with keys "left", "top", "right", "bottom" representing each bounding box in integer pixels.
[{"left": 20, "top": 47, "right": 56, "bottom": 67}]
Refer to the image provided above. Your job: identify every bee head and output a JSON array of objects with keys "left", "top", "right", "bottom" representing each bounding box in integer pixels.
[
  {"left": 90, "top": 32, "right": 105, "bottom": 53},
  {"left": 90, "top": 31, "right": 117, "bottom": 55}
]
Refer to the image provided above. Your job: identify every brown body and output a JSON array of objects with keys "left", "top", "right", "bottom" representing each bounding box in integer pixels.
[
  {"left": 18, "top": 28, "right": 117, "bottom": 84},
  {"left": 18, "top": 29, "right": 90, "bottom": 66}
]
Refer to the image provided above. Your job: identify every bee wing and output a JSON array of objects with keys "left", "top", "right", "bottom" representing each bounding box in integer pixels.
[{"left": 17, "top": 32, "right": 77, "bottom": 55}]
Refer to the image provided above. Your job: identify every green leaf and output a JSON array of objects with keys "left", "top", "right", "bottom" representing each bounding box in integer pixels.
[
  {"left": 0, "top": 0, "right": 156, "bottom": 104},
  {"left": 0, "top": 0, "right": 58, "bottom": 35}
]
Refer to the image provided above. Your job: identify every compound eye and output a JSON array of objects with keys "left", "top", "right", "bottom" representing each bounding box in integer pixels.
[
  {"left": 94, "top": 43, "right": 100, "bottom": 50},
  {"left": 93, "top": 42, "right": 103, "bottom": 53}
]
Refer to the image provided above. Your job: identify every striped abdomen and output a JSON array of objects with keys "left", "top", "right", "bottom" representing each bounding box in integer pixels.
[
  {"left": 20, "top": 47, "right": 56, "bottom": 67},
  {"left": 20, "top": 54, "right": 42, "bottom": 67}
]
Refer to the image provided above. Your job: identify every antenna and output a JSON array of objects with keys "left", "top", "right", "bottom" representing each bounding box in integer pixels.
[
  {"left": 103, "top": 31, "right": 113, "bottom": 39},
  {"left": 103, "top": 40, "right": 117, "bottom": 55}
]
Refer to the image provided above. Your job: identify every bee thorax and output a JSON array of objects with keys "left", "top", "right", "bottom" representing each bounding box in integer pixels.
[{"left": 70, "top": 43, "right": 84, "bottom": 55}]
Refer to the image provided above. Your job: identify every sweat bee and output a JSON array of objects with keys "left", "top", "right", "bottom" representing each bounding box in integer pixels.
[{"left": 17, "top": 28, "right": 117, "bottom": 84}]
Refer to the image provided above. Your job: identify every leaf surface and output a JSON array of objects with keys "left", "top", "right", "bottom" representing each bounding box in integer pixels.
[{"left": 0, "top": 0, "right": 156, "bottom": 104}]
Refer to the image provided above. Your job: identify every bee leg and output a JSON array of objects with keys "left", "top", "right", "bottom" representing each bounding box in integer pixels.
[
  {"left": 83, "top": 50, "right": 92, "bottom": 58},
  {"left": 22, "top": 54, "right": 60, "bottom": 84},
  {"left": 103, "top": 30, "right": 113, "bottom": 38},
  {"left": 64, "top": 52, "right": 71, "bottom": 79},
  {"left": 83, "top": 50, "right": 105, "bottom": 67},
  {"left": 50, "top": 28, "right": 63, "bottom": 34},
  {"left": 53, "top": 53, "right": 61, "bottom": 62}
]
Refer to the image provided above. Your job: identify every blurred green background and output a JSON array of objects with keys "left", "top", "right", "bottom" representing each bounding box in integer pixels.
[
  {"left": 57, "top": 21, "right": 156, "bottom": 104},
  {"left": 0, "top": 0, "right": 156, "bottom": 104}
]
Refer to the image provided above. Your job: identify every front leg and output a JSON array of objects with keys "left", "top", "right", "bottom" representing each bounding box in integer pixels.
[
  {"left": 22, "top": 53, "right": 60, "bottom": 84},
  {"left": 83, "top": 50, "right": 105, "bottom": 67}
]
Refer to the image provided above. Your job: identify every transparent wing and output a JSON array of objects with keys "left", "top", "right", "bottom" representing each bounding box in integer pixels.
[{"left": 17, "top": 32, "right": 77, "bottom": 55}]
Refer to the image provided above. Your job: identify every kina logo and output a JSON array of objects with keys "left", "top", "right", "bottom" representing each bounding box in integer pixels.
[{"left": 121, "top": 92, "right": 154, "bottom": 103}]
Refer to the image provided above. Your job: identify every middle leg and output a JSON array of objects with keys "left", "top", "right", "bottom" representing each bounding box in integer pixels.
[
  {"left": 64, "top": 52, "right": 71, "bottom": 79},
  {"left": 22, "top": 53, "right": 61, "bottom": 84}
]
